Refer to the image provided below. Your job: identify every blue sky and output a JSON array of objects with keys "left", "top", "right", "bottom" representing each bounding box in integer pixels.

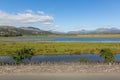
[{"left": 0, "top": 0, "right": 120, "bottom": 32}]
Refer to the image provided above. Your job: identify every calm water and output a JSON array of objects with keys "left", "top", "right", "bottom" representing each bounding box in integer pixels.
[
  {"left": 1, "top": 54, "right": 120, "bottom": 63},
  {"left": 1, "top": 36, "right": 120, "bottom": 42}
]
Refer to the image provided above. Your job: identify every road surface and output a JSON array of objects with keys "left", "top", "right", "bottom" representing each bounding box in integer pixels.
[{"left": 0, "top": 73, "right": 120, "bottom": 80}]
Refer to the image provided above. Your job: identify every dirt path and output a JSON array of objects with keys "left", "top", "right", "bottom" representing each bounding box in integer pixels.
[
  {"left": 0, "top": 62, "right": 120, "bottom": 80},
  {"left": 0, "top": 73, "right": 120, "bottom": 80},
  {"left": 0, "top": 62, "right": 120, "bottom": 74}
]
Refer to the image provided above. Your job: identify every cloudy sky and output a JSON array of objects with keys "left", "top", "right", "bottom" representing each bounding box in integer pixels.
[{"left": 0, "top": 0, "right": 120, "bottom": 32}]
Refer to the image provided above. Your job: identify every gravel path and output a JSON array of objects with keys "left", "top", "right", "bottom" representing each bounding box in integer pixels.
[
  {"left": 0, "top": 73, "right": 120, "bottom": 80},
  {"left": 0, "top": 62, "right": 120, "bottom": 74}
]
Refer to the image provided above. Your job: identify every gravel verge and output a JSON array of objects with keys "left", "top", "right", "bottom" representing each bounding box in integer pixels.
[{"left": 0, "top": 62, "right": 120, "bottom": 74}]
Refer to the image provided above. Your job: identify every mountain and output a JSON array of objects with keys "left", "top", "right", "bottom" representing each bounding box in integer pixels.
[
  {"left": 49, "top": 30, "right": 66, "bottom": 34},
  {"left": 68, "top": 28, "right": 120, "bottom": 34},
  {"left": 68, "top": 29, "right": 90, "bottom": 34},
  {"left": 20, "top": 27, "right": 41, "bottom": 31},
  {"left": 0, "top": 26, "right": 52, "bottom": 36}
]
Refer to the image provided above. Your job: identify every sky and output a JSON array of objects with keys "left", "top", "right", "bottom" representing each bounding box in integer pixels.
[{"left": 0, "top": 0, "right": 120, "bottom": 32}]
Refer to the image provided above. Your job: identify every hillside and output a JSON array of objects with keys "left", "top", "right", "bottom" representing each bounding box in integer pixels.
[{"left": 0, "top": 26, "right": 52, "bottom": 36}]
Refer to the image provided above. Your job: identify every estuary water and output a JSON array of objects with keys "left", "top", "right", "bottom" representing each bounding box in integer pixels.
[
  {"left": 1, "top": 54, "right": 120, "bottom": 63},
  {"left": 1, "top": 36, "right": 120, "bottom": 42},
  {"left": 1, "top": 36, "right": 120, "bottom": 63}
]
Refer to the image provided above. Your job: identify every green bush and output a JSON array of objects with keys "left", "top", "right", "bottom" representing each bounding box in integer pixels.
[
  {"left": 12, "top": 47, "right": 35, "bottom": 63},
  {"left": 100, "top": 49, "right": 115, "bottom": 62}
]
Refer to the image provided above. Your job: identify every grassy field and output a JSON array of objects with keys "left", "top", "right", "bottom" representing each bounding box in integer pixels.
[
  {"left": 0, "top": 42, "right": 120, "bottom": 56},
  {"left": 75, "top": 34, "right": 120, "bottom": 38}
]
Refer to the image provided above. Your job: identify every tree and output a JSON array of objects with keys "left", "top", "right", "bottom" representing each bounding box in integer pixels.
[
  {"left": 100, "top": 49, "right": 115, "bottom": 62},
  {"left": 13, "top": 47, "right": 35, "bottom": 63}
]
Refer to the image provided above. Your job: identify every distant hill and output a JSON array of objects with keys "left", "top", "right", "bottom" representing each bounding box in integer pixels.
[
  {"left": 49, "top": 30, "right": 65, "bottom": 34},
  {"left": 0, "top": 26, "right": 52, "bottom": 36},
  {"left": 68, "top": 28, "right": 120, "bottom": 34},
  {"left": 20, "top": 27, "right": 41, "bottom": 31},
  {"left": 19, "top": 27, "right": 52, "bottom": 34},
  {"left": 1, "top": 26, "right": 120, "bottom": 37}
]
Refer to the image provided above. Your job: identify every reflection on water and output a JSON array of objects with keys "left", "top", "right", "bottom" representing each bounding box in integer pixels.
[
  {"left": 31, "top": 54, "right": 104, "bottom": 62},
  {"left": 0, "top": 54, "right": 120, "bottom": 63}
]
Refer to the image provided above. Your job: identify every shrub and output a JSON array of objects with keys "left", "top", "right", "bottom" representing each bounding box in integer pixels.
[
  {"left": 100, "top": 49, "right": 115, "bottom": 62},
  {"left": 12, "top": 47, "right": 35, "bottom": 63}
]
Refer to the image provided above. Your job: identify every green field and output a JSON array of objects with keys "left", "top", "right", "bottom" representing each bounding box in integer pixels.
[{"left": 0, "top": 42, "right": 120, "bottom": 56}]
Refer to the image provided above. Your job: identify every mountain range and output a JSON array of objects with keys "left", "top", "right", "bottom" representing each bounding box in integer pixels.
[
  {"left": 0, "top": 26, "right": 52, "bottom": 36},
  {"left": 68, "top": 28, "right": 120, "bottom": 34},
  {"left": 1, "top": 26, "right": 120, "bottom": 36}
]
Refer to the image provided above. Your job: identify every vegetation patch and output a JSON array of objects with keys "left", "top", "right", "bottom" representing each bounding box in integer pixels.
[
  {"left": 12, "top": 47, "right": 35, "bottom": 63},
  {"left": 0, "top": 42, "right": 120, "bottom": 56},
  {"left": 100, "top": 49, "right": 115, "bottom": 62}
]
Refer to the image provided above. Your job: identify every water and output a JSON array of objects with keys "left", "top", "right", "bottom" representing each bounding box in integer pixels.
[
  {"left": 0, "top": 56, "right": 15, "bottom": 63},
  {"left": 1, "top": 36, "right": 120, "bottom": 42},
  {"left": 0, "top": 54, "right": 120, "bottom": 63},
  {"left": 31, "top": 54, "right": 104, "bottom": 62}
]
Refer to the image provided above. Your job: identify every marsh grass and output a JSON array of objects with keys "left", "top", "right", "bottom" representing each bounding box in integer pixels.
[
  {"left": 0, "top": 42, "right": 120, "bottom": 56},
  {"left": 75, "top": 34, "right": 120, "bottom": 38},
  {"left": 41, "top": 34, "right": 120, "bottom": 38}
]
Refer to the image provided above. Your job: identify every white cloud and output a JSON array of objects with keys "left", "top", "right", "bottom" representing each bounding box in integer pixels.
[
  {"left": 0, "top": 10, "right": 54, "bottom": 27},
  {"left": 25, "top": 10, "right": 33, "bottom": 13},
  {"left": 43, "top": 22, "right": 53, "bottom": 25},
  {"left": 37, "top": 11, "right": 45, "bottom": 15},
  {"left": 0, "top": 10, "right": 64, "bottom": 31}
]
